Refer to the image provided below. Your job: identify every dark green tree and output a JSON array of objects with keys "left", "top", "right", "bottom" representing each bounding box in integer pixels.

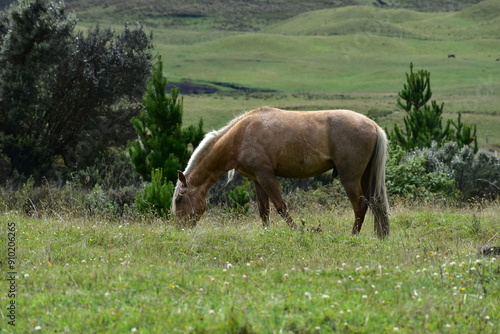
[
  {"left": 0, "top": 0, "right": 153, "bottom": 182},
  {"left": 389, "top": 63, "right": 478, "bottom": 153},
  {"left": 128, "top": 55, "right": 204, "bottom": 183}
]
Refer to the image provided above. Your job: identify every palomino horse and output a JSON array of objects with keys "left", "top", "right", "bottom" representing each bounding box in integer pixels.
[{"left": 173, "top": 107, "right": 390, "bottom": 238}]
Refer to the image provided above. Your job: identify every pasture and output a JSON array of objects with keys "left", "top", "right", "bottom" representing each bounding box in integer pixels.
[
  {"left": 1, "top": 196, "right": 499, "bottom": 332},
  {"left": 70, "top": 0, "right": 500, "bottom": 150},
  {"left": 1, "top": 1, "right": 499, "bottom": 332}
]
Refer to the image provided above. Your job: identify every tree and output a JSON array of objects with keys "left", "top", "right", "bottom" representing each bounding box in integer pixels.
[
  {"left": 0, "top": 0, "right": 153, "bottom": 182},
  {"left": 389, "top": 63, "right": 478, "bottom": 153},
  {"left": 128, "top": 55, "right": 204, "bottom": 183}
]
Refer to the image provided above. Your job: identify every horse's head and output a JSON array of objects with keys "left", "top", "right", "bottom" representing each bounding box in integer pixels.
[{"left": 172, "top": 171, "right": 206, "bottom": 226}]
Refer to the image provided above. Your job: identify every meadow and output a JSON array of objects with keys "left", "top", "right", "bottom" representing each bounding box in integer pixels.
[
  {"left": 71, "top": 0, "right": 500, "bottom": 150},
  {"left": 1, "top": 195, "right": 499, "bottom": 333},
  {"left": 1, "top": 1, "right": 499, "bottom": 332}
]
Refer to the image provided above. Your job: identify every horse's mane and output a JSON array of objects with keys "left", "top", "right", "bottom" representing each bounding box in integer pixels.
[{"left": 183, "top": 111, "right": 250, "bottom": 176}]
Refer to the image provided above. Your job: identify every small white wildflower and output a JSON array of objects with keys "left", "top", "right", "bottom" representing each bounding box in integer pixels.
[
  {"left": 131, "top": 328, "right": 138, "bottom": 333},
  {"left": 393, "top": 327, "right": 399, "bottom": 332},
  {"left": 362, "top": 295, "right": 368, "bottom": 299},
  {"left": 24, "top": 273, "right": 30, "bottom": 278},
  {"left": 35, "top": 326, "right": 42, "bottom": 331},
  {"left": 322, "top": 294, "right": 330, "bottom": 299},
  {"left": 283, "top": 273, "right": 289, "bottom": 279},
  {"left": 226, "top": 263, "right": 233, "bottom": 269},
  {"left": 209, "top": 309, "right": 215, "bottom": 315},
  {"left": 304, "top": 292, "right": 312, "bottom": 300}
]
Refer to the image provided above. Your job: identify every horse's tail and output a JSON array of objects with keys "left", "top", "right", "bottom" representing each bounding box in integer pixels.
[{"left": 367, "top": 127, "right": 390, "bottom": 238}]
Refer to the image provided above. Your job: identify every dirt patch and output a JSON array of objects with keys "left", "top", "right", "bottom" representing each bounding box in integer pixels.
[{"left": 166, "top": 81, "right": 279, "bottom": 95}]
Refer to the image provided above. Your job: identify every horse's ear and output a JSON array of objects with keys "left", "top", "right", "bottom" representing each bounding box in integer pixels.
[{"left": 178, "top": 170, "right": 188, "bottom": 187}]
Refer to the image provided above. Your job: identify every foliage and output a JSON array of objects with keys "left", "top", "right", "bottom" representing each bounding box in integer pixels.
[
  {"left": 386, "top": 142, "right": 500, "bottom": 200},
  {"left": 229, "top": 185, "right": 252, "bottom": 213},
  {"left": 386, "top": 144, "right": 456, "bottom": 200},
  {"left": 128, "top": 55, "right": 204, "bottom": 183},
  {"left": 414, "top": 142, "right": 500, "bottom": 200},
  {"left": 0, "top": 0, "right": 153, "bottom": 183},
  {"left": 135, "top": 168, "right": 174, "bottom": 218},
  {"left": 389, "top": 63, "right": 478, "bottom": 153}
]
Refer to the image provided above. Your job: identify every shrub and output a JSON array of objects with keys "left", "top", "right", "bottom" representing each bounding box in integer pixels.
[
  {"left": 229, "top": 185, "right": 252, "bottom": 213},
  {"left": 135, "top": 168, "right": 174, "bottom": 218},
  {"left": 386, "top": 144, "right": 456, "bottom": 200},
  {"left": 414, "top": 142, "right": 500, "bottom": 200}
]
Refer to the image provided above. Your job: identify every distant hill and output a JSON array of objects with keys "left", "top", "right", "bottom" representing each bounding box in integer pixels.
[
  {"left": 263, "top": 1, "right": 500, "bottom": 40},
  {"left": 1, "top": 0, "right": 486, "bottom": 31}
]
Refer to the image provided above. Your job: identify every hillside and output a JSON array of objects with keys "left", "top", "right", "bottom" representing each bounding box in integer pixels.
[
  {"left": 0, "top": 0, "right": 484, "bottom": 30},
  {"left": 1, "top": 0, "right": 498, "bottom": 148},
  {"left": 263, "top": 3, "right": 500, "bottom": 39}
]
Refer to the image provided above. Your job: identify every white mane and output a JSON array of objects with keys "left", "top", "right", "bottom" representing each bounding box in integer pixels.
[
  {"left": 183, "top": 112, "right": 248, "bottom": 176},
  {"left": 172, "top": 114, "right": 246, "bottom": 214}
]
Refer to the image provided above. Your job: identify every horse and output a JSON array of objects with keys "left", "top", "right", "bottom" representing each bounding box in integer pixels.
[{"left": 172, "top": 107, "right": 390, "bottom": 238}]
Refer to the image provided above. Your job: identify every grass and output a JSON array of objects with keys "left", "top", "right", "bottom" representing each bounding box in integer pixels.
[
  {"left": 1, "top": 196, "right": 499, "bottom": 333},
  {"left": 69, "top": 1, "right": 500, "bottom": 148}
]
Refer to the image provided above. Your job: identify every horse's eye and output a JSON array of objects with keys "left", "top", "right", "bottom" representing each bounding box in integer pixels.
[{"left": 175, "top": 197, "right": 182, "bottom": 203}]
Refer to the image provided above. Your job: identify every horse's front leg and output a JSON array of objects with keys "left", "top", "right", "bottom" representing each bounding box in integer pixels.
[
  {"left": 255, "top": 175, "right": 299, "bottom": 230},
  {"left": 254, "top": 181, "right": 270, "bottom": 226}
]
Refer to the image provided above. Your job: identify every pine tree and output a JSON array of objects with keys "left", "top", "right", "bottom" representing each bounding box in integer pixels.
[
  {"left": 390, "top": 63, "right": 478, "bottom": 153},
  {"left": 128, "top": 55, "right": 204, "bottom": 183}
]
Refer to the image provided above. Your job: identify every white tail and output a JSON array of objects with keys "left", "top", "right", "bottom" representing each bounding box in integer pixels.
[{"left": 368, "top": 127, "right": 390, "bottom": 237}]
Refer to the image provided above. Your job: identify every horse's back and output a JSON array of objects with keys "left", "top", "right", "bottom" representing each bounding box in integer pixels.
[{"left": 232, "top": 107, "right": 380, "bottom": 179}]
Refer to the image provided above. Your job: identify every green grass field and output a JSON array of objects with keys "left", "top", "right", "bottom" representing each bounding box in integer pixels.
[
  {"left": 72, "top": 0, "right": 500, "bottom": 149},
  {"left": 2, "top": 197, "right": 499, "bottom": 333},
  {"left": 1, "top": 1, "right": 499, "bottom": 332}
]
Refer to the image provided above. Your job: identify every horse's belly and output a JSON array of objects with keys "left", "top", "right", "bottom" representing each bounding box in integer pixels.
[{"left": 275, "top": 156, "right": 334, "bottom": 178}]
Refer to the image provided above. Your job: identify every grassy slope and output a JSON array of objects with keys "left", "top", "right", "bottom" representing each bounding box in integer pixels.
[
  {"left": 149, "top": 1, "right": 500, "bottom": 148},
  {"left": 2, "top": 200, "right": 499, "bottom": 333}
]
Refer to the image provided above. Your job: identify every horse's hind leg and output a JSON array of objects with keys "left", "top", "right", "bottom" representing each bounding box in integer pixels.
[
  {"left": 254, "top": 181, "right": 270, "bottom": 226},
  {"left": 342, "top": 179, "right": 369, "bottom": 235},
  {"left": 255, "top": 175, "right": 299, "bottom": 230}
]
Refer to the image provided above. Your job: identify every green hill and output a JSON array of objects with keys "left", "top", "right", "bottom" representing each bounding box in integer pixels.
[{"left": 263, "top": 2, "right": 500, "bottom": 39}]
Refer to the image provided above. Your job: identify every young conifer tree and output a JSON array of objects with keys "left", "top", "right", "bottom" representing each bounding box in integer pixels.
[
  {"left": 390, "top": 63, "right": 478, "bottom": 153},
  {"left": 128, "top": 55, "right": 204, "bottom": 183}
]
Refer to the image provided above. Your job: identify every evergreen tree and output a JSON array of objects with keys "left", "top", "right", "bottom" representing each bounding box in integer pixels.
[
  {"left": 389, "top": 63, "right": 478, "bottom": 153},
  {"left": 128, "top": 55, "right": 204, "bottom": 183}
]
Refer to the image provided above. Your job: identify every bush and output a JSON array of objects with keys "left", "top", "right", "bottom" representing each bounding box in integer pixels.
[
  {"left": 386, "top": 142, "right": 500, "bottom": 201},
  {"left": 229, "top": 185, "right": 252, "bottom": 213},
  {"left": 135, "top": 168, "right": 174, "bottom": 218},
  {"left": 386, "top": 144, "right": 456, "bottom": 200},
  {"left": 414, "top": 142, "right": 500, "bottom": 200}
]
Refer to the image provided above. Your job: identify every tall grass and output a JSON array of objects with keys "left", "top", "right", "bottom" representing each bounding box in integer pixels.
[{"left": 1, "top": 194, "right": 498, "bottom": 333}]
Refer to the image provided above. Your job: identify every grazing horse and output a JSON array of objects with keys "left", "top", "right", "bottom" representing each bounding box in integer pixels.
[{"left": 173, "top": 107, "right": 390, "bottom": 238}]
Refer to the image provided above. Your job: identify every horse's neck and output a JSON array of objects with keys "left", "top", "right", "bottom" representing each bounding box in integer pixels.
[{"left": 188, "top": 137, "right": 236, "bottom": 194}]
